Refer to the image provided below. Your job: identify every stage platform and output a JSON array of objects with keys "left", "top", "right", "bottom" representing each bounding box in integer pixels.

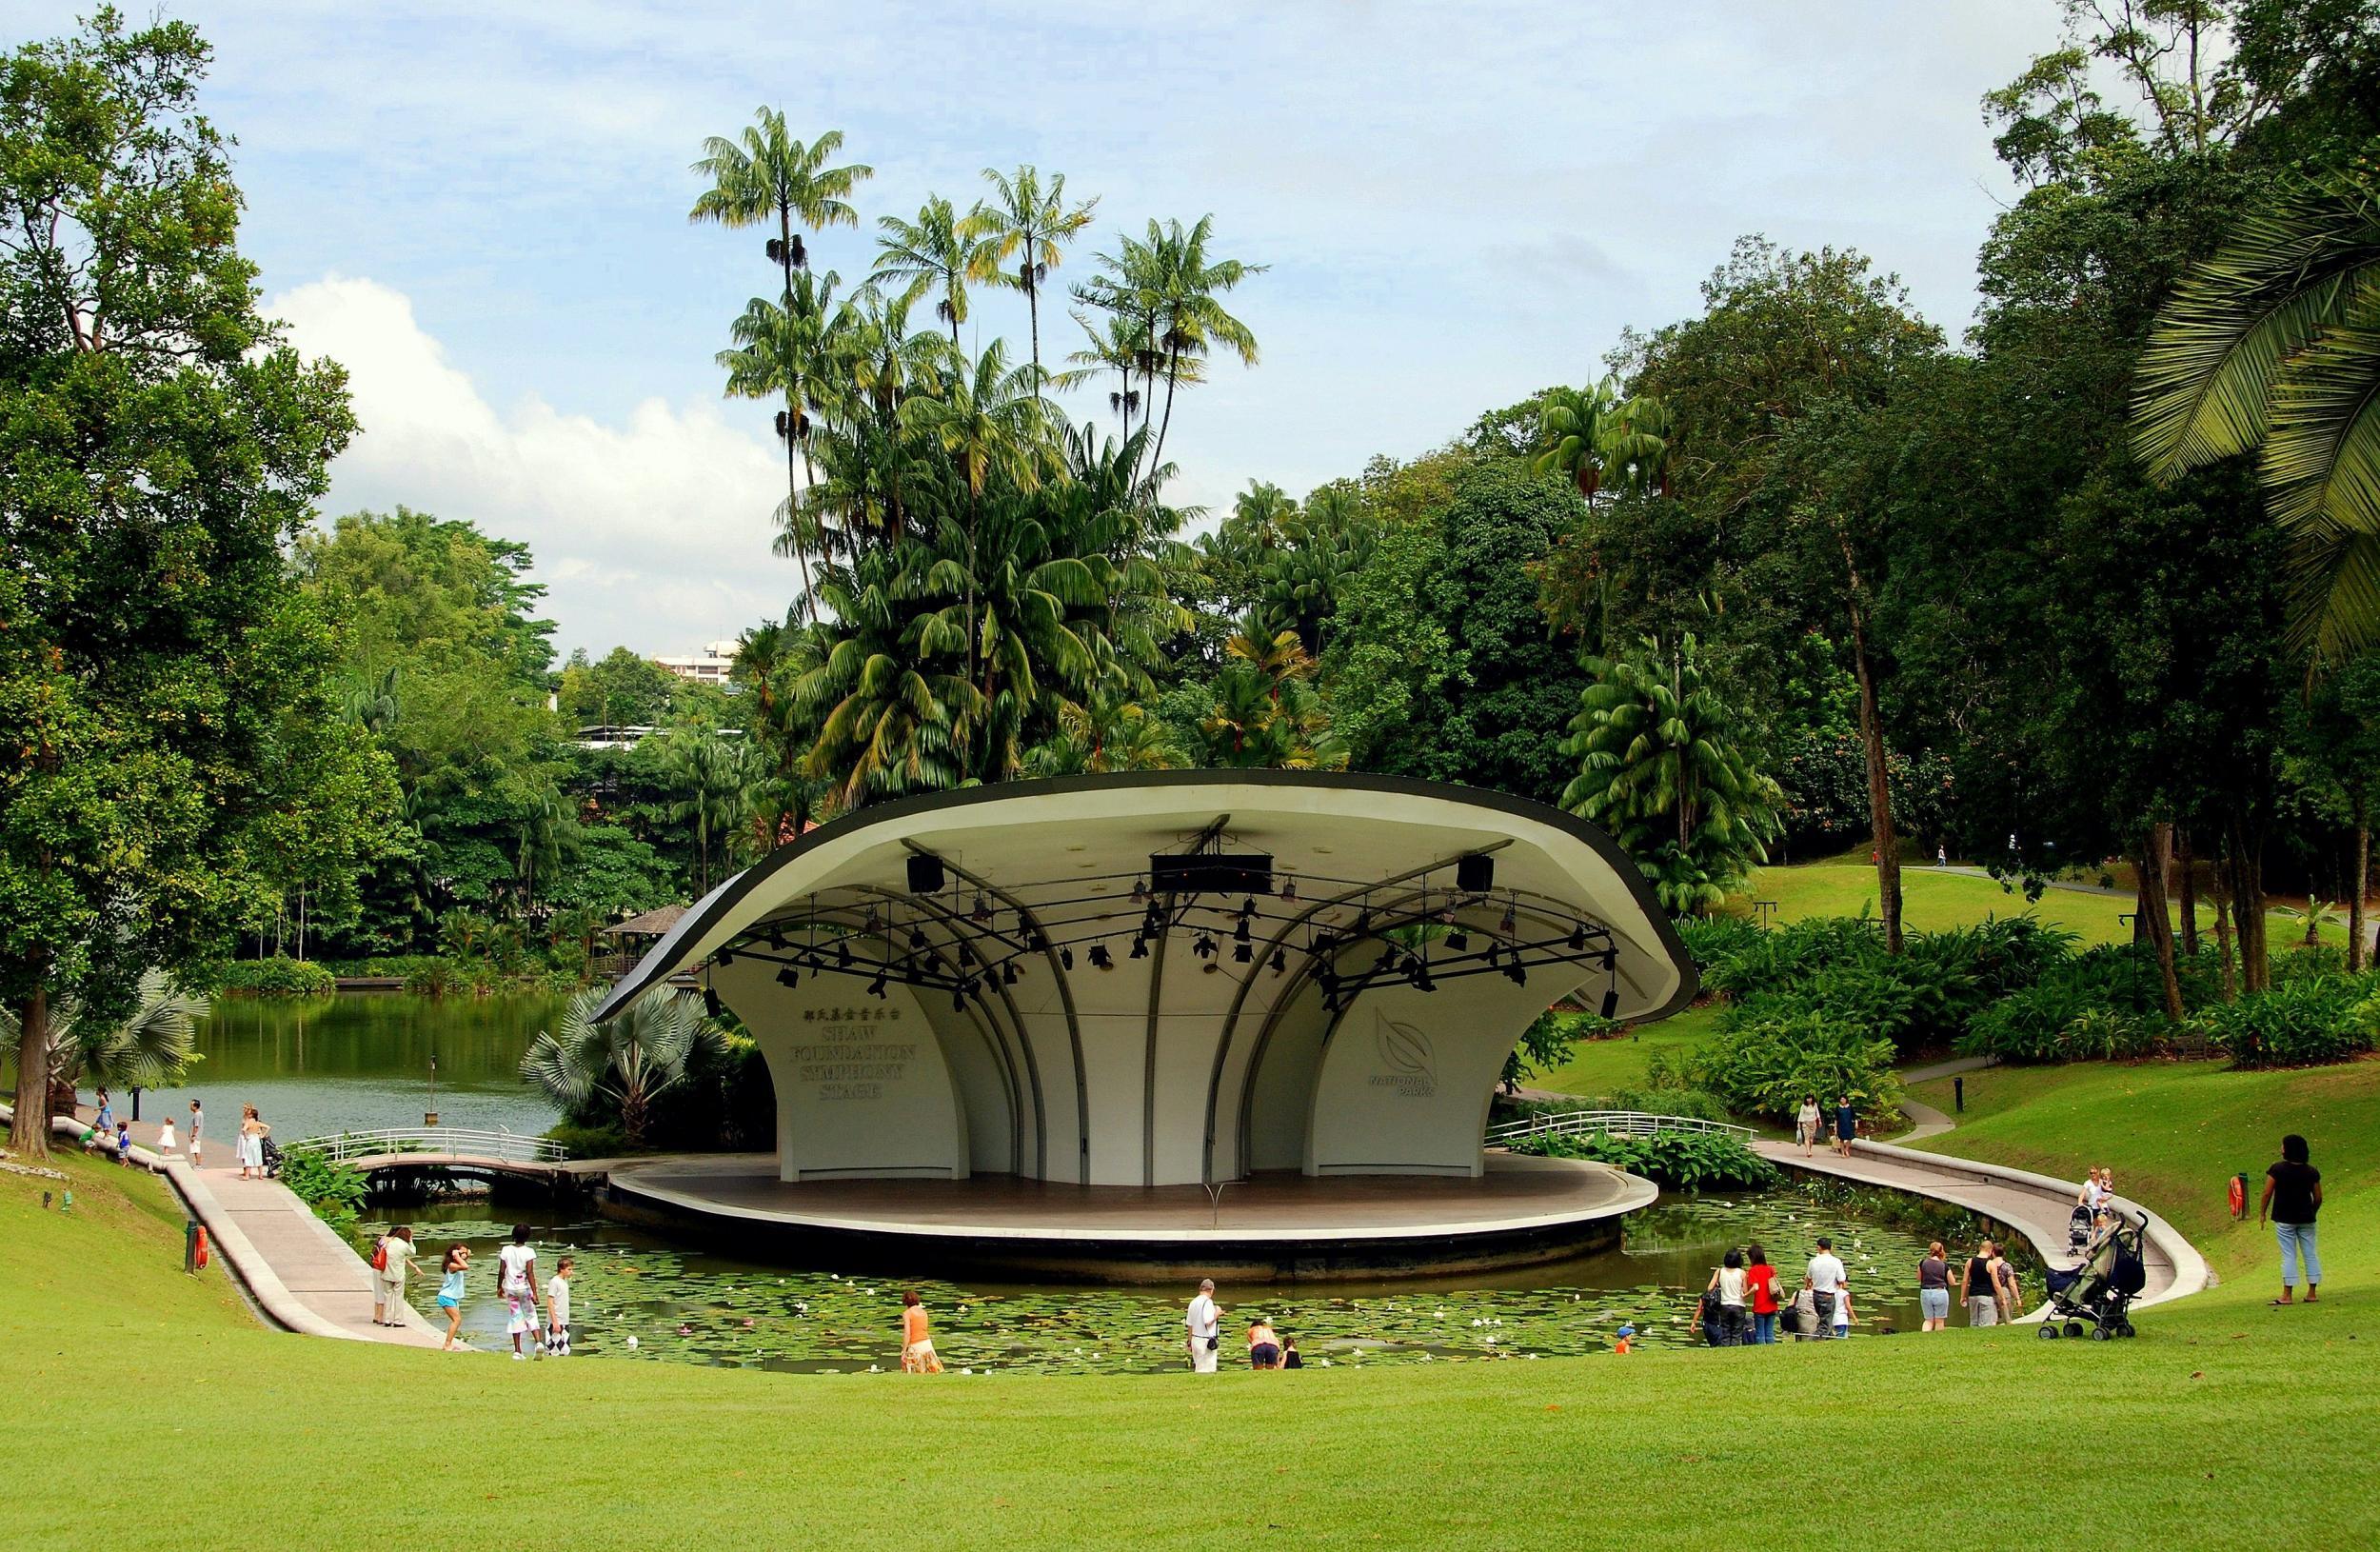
[{"left": 600, "top": 1152, "right": 1656, "bottom": 1283}]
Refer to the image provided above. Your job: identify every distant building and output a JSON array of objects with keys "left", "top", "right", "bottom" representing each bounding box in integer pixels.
[{"left": 655, "top": 639, "right": 739, "bottom": 687}]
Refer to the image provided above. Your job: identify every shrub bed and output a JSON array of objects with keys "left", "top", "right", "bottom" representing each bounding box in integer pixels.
[
  {"left": 1507, "top": 1127, "right": 1779, "bottom": 1190},
  {"left": 217, "top": 957, "right": 336, "bottom": 998}
]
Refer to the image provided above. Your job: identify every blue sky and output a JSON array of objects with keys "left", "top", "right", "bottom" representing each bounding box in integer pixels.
[{"left": 11, "top": 2, "right": 2052, "bottom": 656}]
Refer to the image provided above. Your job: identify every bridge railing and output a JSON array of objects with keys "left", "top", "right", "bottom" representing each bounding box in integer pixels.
[
  {"left": 1486, "top": 1109, "right": 1754, "bottom": 1146},
  {"left": 282, "top": 1126, "right": 569, "bottom": 1165}
]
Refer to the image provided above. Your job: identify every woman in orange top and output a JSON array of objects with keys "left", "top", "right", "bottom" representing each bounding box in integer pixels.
[{"left": 900, "top": 1290, "right": 942, "bottom": 1373}]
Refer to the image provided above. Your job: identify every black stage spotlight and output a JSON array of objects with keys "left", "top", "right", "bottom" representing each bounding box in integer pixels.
[
  {"left": 1568, "top": 922, "right": 1588, "bottom": 951},
  {"left": 1233, "top": 917, "right": 1251, "bottom": 944},
  {"left": 1279, "top": 878, "right": 1297, "bottom": 904},
  {"left": 1233, "top": 941, "right": 1252, "bottom": 965},
  {"left": 1129, "top": 936, "right": 1149, "bottom": 960},
  {"left": 765, "top": 928, "right": 784, "bottom": 950},
  {"left": 1060, "top": 945, "right": 1075, "bottom": 970},
  {"left": 717, "top": 949, "right": 735, "bottom": 966},
  {"left": 1239, "top": 897, "right": 1257, "bottom": 921},
  {"left": 1413, "top": 964, "right": 1436, "bottom": 992},
  {"left": 1503, "top": 961, "right": 1528, "bottom": 986},
  {"left": 971, "top": 893, "right": 993, "bottom": 924},
  {"left": 1089, "top": 944, "right": 1114, "bottom": 970},
  {"left": 1002, "top": 961, "right": 1021, "bottom": 986},
  {"left": 1131, "top": 878, "right": 1148, "bottom": 905},
  {"left": 906, "top": 854, "right": 946, "bottom": 894},
  {"left": 1270, "top": 945, "right": 1287, "bottom": 974},
  {"left": 835, "top": 941, "right": 852, "bottom": 967},
  {"left": 909, "top": 927, "right": 930, "bottom": 953},
  {"left": 1194, "top": 934, "right": 1217, "bottom": 960},
  {"left": 1498, "top": 901, "right": 1517, "bottom": 936},
  {"left": 1446, "top": 929, "right": 1471, "bottom": 951},
  {"left": 703, "top": 988, "right": 724, "bottom": 1018},
  {"left": 863, "top": 907, "right": 883, "bottom": 934},
  {"left": 866, "top": 972, "right": 887, "bottom": 999},
  {"left": 952, "top": 985, "right": 967, "bottom": 1011},
  {"left": 775, "top": 966, "right": 800, "bottom": 988},
  {"left": 1600, "top": 985, "right": 1621, "bottom": 1019},
  {"left": 1456, "top": 853, "right": 1495, "bottom": 893}
]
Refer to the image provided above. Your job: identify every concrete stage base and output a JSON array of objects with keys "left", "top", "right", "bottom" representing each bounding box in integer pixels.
[{"left": 601, "top": 1152, "right": 1657, "bottom": 1283}]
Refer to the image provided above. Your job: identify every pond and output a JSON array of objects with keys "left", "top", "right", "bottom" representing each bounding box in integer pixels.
[
  {"left": 147, "top": 992, "right": 565, "bottom": 1144},
  {"left": 404, "top": 1192, "right": 1943, "bottom": 1372}
]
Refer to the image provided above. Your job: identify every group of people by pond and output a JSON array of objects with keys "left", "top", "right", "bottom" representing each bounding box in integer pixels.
[
  {"left": 1695, "top": 1235, "right": 2025, "bottom": 1343},
  {"left": 1178, "top": 1278, "right": 1304, "bottom": 1371},
  {"left": 367, "top": 1222, "right": 575, "bottom": 1356}
]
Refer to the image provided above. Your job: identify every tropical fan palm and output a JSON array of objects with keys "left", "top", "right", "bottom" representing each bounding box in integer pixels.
[
  {"left": 1560, "top": 633, "right": 1783, "bottom": 915},
  {"left": 873, "top": 195, "right": 996, "bottom": 344},
  {"left": 967, "top": 165, "right": 1099, "bottom": 380},
  {"left": 2133, "top": 164, "right": 2380, "bottom": 659},
  {"left": 521, "top": 987, "right": 726, "bottom": 1149},
  {"left": 0, "top": 970, "right": 206, "bottom": 1112}
]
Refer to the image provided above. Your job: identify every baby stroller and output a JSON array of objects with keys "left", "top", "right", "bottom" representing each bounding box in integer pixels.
[
  {"left": 2039, "top": 1209, "right": 2148, "bottom": 1340},
  {"left": 259, "top": 1135, "right": 286, "bottom": 1180},
  {"left": 2067, "top": 1204, "right": 2094, "bottom": 1254}
]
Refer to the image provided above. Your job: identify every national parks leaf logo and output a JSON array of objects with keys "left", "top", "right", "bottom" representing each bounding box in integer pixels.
[{"left": 1376, "top": 1018, "right": 1437, "bottom": 1084}]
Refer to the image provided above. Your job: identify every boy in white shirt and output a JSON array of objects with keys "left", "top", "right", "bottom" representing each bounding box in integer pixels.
[{"left": 545, "top": 1258, "right": 574, "bottom": 1357}]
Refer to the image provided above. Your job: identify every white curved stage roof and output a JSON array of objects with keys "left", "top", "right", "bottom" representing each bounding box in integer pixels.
[{"left": 599, "top": 772, "right": 1696, "bottom": 1188}]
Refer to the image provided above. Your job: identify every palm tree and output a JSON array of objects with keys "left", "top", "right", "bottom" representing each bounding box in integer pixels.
[
  {"left": 967, "top": 165, "right": 1100, "bottom": 382},
  {"left": 1135, "top": 216, "right": 1265, "bottom": 488},
  {"left": 521, "top": 986, "right": 725, "bottom": 1149},
  {"left": 872, "top": 196, "right": 995, "bottom": 347},
  {"left": 902, "top": 338, "right": 1050, "bottom": 681},
  {"left": 690, "top": 115, "right": 872, "bottom": 615},
  {"left": 2133, "top": 168, "right": 2380, "bottom": 660},
  {"left": 1056, "top": 310, "right": 1151, "bottom": 435},
  {"left": 665, "top": 730, "right": 760, "bottom": 895},
  {"left": 0, "top": 970, "right": 206, "bottom": 1119},
  {"left": 719, "top": 269, "right": 842, "bottom": 587}
]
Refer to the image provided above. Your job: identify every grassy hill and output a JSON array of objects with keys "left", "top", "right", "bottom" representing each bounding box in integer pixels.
[{"left": 5, "top": 1114, "right": 2374, "bottom": 1549}]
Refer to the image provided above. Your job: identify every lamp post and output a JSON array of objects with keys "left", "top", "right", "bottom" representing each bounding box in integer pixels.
[{"left": 426, "top": 1051, "right": 439, "bottom": 1128}]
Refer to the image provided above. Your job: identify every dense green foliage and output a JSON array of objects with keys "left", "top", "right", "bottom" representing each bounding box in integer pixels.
[
  {"left": 218, "top": 958, "right": 339, "bottom": 998},
  {"left": 1506, "top": 1126, "right": 1779, "bottom": 1190},
  {"left": 276, "top": 1147, "right": 368, "bottom": 1240}
]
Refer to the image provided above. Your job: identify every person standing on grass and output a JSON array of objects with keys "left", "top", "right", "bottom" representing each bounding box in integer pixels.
[
  {"left": 1806, "top": 1238, "right": 1846, "bottom": 1338},
  {"left": 188, "top": 1099, "right": 203, "bottom": 1168},
  {"left": 1834, "top": 1095, "right": 1857, "bottom": 1158},
  {"left": 1795, "top": 1097, "right": 1820, "bottom": 1158},
  {"left": 1963, "top": 1239, "right": 2000, "bottom": 1326},
  {"left": 1831, "top": 1282, "right": 1854, "bottom": 1339},
  {"left": 545, "top": 1259, "right": 574, "bottom": 1357},
  {"left": 1991, "top": 1244, "right": 2022, "bottom": 1323},
  {"left": 1917, "top": 1242, "right": 1951, "bottom": 1332},
  {"left": 496, "top": 1225, "right": 540, "bottom": 1361},
  {"left": 1185, "top": 1278, "right": 1221, "bottom": 1373},
  {"left": 374, "top": 1225, "right": 416, "bottom": 1327},
  {"left": 1706, "top": 1248, "right": 1751, "bottom": 1345},
  {"left": 899, "top": 1289, "right": 941, "bottom": 1373},
  {"left": 1744, "top": 1243, "right": 1780, "bottom": 1344},
  {"left": 436, "top": 1244, "right": 470, "bottom": 1350},
  {"left": 2260, "top": 1133, "right": 2324, "bottom": 1305}
]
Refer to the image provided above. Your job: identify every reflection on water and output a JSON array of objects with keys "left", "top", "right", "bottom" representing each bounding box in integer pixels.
[
  {"left": 405, "top": 1193, "right": 1936, "bottom": 1373},
  {"left": 140, "top": 993, "right": 565, "bottom": 1142}
]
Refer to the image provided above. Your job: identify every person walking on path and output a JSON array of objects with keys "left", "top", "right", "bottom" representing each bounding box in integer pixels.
[
  {"left": 496, "top": 1225, "right": 541, "bottom": 1361},
  {"left": 900, "top": 1289, "right": 942, "bottom": 1372},
  {"left": 435, "top": 1244, "right": 470, "bottom": 1350},
  {"left": 94, "top": 1090, "right": 113, "bottom": 1134},
  {"left": 1834, "top": 1095, "right": 1857, "bottom": 1158},
  {"left": 1706, "top": 1248, "right": 1751, "bottom": 1345},
  {"left": 1917, "top": 1242, "right": 1951, "bottom": 1332},
  {"left": 1744, "top": 1243, "right": 1780, "bottom": 1344},
  {"left": 2260, "top": 1133, "right": 2324, "bottom": 1304},
  {"left": 187, "top": 1099, "right": 203, "bottom": 1168},
  {"left": 1806, "top": 1238, "right": 1846, "bottom": 1338},
  {"left": 1963, "top": 1239, "right": 2000, "bottom": 1326},
  {"left": 373, "top": 1225, "right": 417, "bottom": 1327},
  {"left": 1185, "top": 1278, "right": 1221, "bottom": 1373},
  {"left": 1795, "top": 1097, "right": 1820, "bottom": 1158}
]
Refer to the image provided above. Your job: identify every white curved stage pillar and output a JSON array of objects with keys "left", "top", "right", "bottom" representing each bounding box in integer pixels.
[{"left": 598, "top": 772, "right": 1696, "bottom": 1189}]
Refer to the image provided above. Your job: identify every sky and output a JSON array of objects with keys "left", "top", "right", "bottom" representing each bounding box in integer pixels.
[{"left": 11, "top": 2, "right": 2054, "bottom": 658}]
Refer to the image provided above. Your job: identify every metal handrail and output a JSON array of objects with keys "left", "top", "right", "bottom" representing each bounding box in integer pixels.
[
  {"left": 282, "top": 1126, "right": 568, "bottom": 1164},
  {"left": 1486, "top": 1109, "right": 1754, "bottom": 1144}
]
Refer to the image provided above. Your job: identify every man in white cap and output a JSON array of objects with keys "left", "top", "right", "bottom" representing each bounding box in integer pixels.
[{"left": 1185, "top": 1278, "right": 1220, "bottom": 1373}]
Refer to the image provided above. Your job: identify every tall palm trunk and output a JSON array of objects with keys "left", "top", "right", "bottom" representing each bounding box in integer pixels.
[
  {"left": 2351, "top": 793, "right": 2370, "bottom": 974},
  {"left": 1146, "top": 349, "right": 1184, "bottom": 498},
  {"left": 2137, "top": 823, "right": 2184, "bottom": 1021},
  {"left": 1838, "top": 548, "right": 1901, "bottom": 953},
  {"left": 777, "top": 204, "right": 814, "bottom": 620},
  {"left": 10, "top": 981, "right": 51, "bottom": 1157},
  {"left": 2211, "top": 843, "right": 2237, "bottom": 1000},
  {"left": 1024, "top": 270, "right": 1041, "bottom": 383},
  {"left": 2175, "top": 826, "right": 2200, "bottom": 958}
]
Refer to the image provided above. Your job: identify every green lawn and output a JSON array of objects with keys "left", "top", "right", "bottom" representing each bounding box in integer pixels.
[
  {"left": 1910, "top": 1058, "right": 2380, "bottom": 1299},
  {"left": 1737, "top": 862, "right": 2341, "bottom": 948},
  {"left": 7, "top": 1124, "right": 2378, "bottom": 1548},
  {"left": 1525, "top": 1003, "right": 1719, "bottom": 1096}
]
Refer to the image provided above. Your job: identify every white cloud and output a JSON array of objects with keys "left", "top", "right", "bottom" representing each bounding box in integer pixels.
[{"left": 269, "top": 275, "right": 795, "bottom": 658}]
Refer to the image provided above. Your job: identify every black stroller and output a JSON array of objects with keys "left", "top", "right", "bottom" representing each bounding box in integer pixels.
[{"left": 2038, "top": 1209, "right": 2149, "bottom": 1340}]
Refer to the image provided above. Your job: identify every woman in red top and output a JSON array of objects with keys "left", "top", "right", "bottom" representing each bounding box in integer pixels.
[{"left": 1744, "top": 1243, "right": 1781, "bottom": 1344}]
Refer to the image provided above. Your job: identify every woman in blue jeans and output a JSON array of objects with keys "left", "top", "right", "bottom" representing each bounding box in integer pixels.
[{"left": 2260, "top": 1133, "right": 2324, "bottom": 1304}]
